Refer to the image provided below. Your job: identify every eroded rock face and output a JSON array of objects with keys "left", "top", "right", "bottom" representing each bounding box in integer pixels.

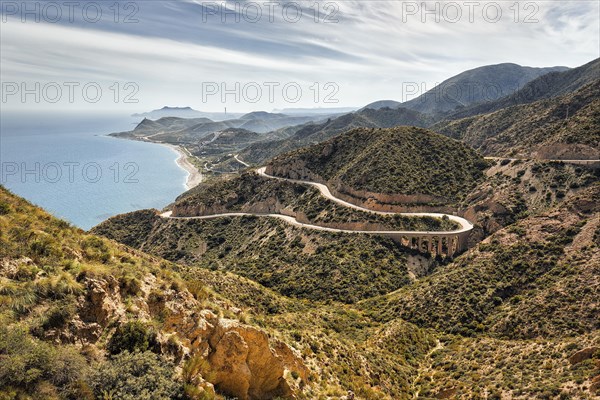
[
  {"left": 82, "top": 275, "right": 125, "bottom": 327},
  {"left": 208, "top": 319, "right": 295, "bottom": 400},
  {"left": 210, "top": 329, "right": 253, "bottom": 397},
  {"left": 63, "top": 273, "right": 307, "bottom": 400},
  {"left": 161, "top": 296, "right": 307, "bottom": 399}
]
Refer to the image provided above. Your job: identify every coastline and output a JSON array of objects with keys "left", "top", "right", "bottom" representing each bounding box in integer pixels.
[
  {"left": 105, "top": 134, "right": 202, "bottom": 190},
  {"left": 162, "top": 143, "right": 203, "bottom": 190}
]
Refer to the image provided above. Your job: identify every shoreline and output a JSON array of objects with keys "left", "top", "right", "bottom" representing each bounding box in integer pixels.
[
  {"left": 161, "top": 143, "right": 203, "bottom": 190},
  {"left": 104, "top": 134, "right": 202, "bottom": 190}
]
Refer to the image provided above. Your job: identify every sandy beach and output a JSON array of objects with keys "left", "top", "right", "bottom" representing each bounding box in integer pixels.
[{"left": 163, "top": 144, "right": 203, "bottom": 190}]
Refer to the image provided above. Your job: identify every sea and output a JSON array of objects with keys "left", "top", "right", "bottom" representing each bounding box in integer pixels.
[{"left": 0, "top": 111, "right": 188, "bottom": 230}]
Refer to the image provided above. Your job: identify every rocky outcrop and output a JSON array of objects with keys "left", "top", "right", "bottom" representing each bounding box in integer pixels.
[
  {"left": 208, "top": 319, "right": 295, "bottom": 399},
  {"left": 58, "top": 273, "right": 307, "bottom": 400},
  {"left": 331, "top": 179, "right": 449, "bottom": 208},
  {"left": 0, "top": 256, "right": 35, "bottom": 278},
  {"left": 159, "top": 289, "right": 306, "bottom": 399},
  {"left": 406, "top": 254, "right": 435, "bottom": 280},
  {"left": 266, "top": 160, "right": 324, "bottom": 185},
  {"left": 591, "top": 372, "right": 600, "bottom": 394},
  {"left": 568, "top": 346, "right": 598, "bottom": 365},
  {"left": 81, "top": 275, "right": 125, "bottom": 327},
  {"left": 534, "top": 143, "right": 599, "bottom": 161},
  {"left": 173, "top": 196, "right": 284, "bottom": 218}
]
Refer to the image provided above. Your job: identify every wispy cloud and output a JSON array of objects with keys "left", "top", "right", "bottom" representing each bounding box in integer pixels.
[{"left": 1, "top": 0, "right": 598, "bottom": 112}]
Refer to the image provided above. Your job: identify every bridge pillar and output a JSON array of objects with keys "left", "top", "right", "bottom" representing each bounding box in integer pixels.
[
  {"left": 427, "top": 238, "right": 433, "bottom": 253},
  {"left": 418, "top": 236, "right": 423, "bottom": 251},
  {"left": 437, "top": 238, "right": 443, "bottom": 256}
]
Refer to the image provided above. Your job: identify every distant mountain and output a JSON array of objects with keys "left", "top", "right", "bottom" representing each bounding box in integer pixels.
[
  {"left": 401, "top": 63, "right": 569, "bottom": 115},
  {"left": 206, "top": 128, "right": 261, "bottom": 146},
  {"left": 432, "top": 79, "right": 600, "bottom": 159},
  {"left": 240, "top": 111, "right": 287, "bottom": 120},
  {"left": 446, "top": 57, "right": 599, "bottom": 120},
  {"left": 359, "top": 100, "right": 402, "bottom": 111},
  {"left": 359, "top": 63, "right": 569, "bottom": 116},
  {"left": 111, "top": 116, "right": 213, "bottom": 139},
  {"left": 266, "top": 126, "right": 486, "bottom": 206},
  {"left": 132, "top": 106, "right": 243, "bottom": 121},
  {"left": 111, "top": 114, "right": 327, "bottom": 144},
  {"left": 272, "top": 106, "right": 358, "bottom": 115},
  {"left": 239, "top": 106, "right": 431, "bottom": 165}
]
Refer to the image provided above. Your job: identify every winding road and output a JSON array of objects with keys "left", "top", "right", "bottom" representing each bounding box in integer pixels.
[
  {"left": 160, "top": 163, "right": 474, "bottom": 254},
  {"left": 254, "top": 167, "right": 473, "bottom": 234}
]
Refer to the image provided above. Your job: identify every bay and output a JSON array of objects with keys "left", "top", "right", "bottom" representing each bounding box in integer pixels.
[{"left": 0, "top": 111, "right": 188, "bottom": 230}]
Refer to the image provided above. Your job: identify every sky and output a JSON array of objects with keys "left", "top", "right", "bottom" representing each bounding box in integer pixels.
[{"left": 1, "top": 0, "right": 599, "bottom": 113}]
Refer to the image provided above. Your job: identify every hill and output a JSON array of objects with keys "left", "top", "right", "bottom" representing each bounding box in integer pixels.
[
  {"left": 433, "top": 80, "right": 600, "bottom": 158},
  {"left": 111, "top": 114, "right": 325, "bottom": 144},
  {"left": 460, "top": 158, "right": 599, "bottom": 242},
  {"left": 173, "top": 172, "right": 459, "bottom": 232},
  {"left": 446, "top": 57, "right": 599, "bottom": 120},
  {"left": 358, "top": 183, "right": 600, "bottom": 397},
  {"left": 360, "top": 100, "right": 402, "bottom": 111},
  {"left": 266, "top": 126, "right": 487, "bottom": 207},
  {"left": 272, "top": 106, "right": 358, "bottom": 115},
  {"left": 238, "top": 107, "right": 432, "bottom": 165},
  {"left": 7, "top": 185, "right": 482, "bottom": 399},
  {"left": 93, "top": 176, "right": 600, "bottom": 398},
  {"left": 93, "top": 209, "right": 439, "bottom": 304},
  {"left": 115, "top": 116, "right": 213, "bottom": 138},
  {"left": 401, "top": 63, "right": 569, "bottom": 115},
  {"left": 0, "top": 185, "right": 314, "bottom": 399},
  {"left": 365, "top": 183, "right": 600, "bottom": 338},
  {"left": 240, "top": 111, "right": 286, "bottom": 120}
]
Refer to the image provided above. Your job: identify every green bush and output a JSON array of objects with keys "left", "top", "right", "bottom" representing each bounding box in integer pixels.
[
  {"left": 81, "top": 236, "right": 111, "bottom": 263},
  {"left": 0, "top": 326, "right": 88, "bottom": 396},
  {"left": 89, "top": 351, "right": 183, "bottom": 400},
  {"left": 0, "top": 202, "right": 10, "bottom": 215},
  {"left": 107, "top": 321, "right": 159, "bottom": 355},
  {"left": 42, "top": 303, "right": 76, "bottom": 330}
]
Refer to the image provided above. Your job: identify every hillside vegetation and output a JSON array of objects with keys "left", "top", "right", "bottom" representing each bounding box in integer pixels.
[
  {"left": 356, "top": 184, "right": 600, "bottom": 398},
  {"left": 93, "top": 211, "right": 438, "bottom": 304},
  {"left": 93, "top": 183, "right": 600, "bottom": 398},
  {"left": 461, "top": 158, "right": 599, "bottom": 241},
  {"left": 364, "top": 183, "right": 600, "bottom": 338},
  {"left": 5, "top": 185, "right": 481, "bottom": 400},
  {"left": 267, "top": 126, "right": 487, "bottom": 206},
  {"left": 446, "top": 57, "right": 599, "bottom": 120},
  {"left": 433, "top": 80, "right": 600, "bottom": 158}
]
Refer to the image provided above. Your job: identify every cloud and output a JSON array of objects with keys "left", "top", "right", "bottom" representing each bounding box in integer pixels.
[{"left": 1, "top": 0, "right": 598, "bottom": 112}]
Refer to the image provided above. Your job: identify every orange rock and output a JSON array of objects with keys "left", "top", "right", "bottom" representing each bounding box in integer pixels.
[{"left": 568, "top": 347, "right": 598, "bottom": 365}]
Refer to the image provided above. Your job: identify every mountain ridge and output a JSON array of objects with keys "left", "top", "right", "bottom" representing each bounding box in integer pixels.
[{"left": 361, "top": 63, "right": 569, "bottom": 115}]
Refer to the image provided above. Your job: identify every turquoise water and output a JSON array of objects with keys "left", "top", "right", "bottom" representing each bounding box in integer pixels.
[{"left": 0, "top": 112, "right": 188, "bottom": 230}]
